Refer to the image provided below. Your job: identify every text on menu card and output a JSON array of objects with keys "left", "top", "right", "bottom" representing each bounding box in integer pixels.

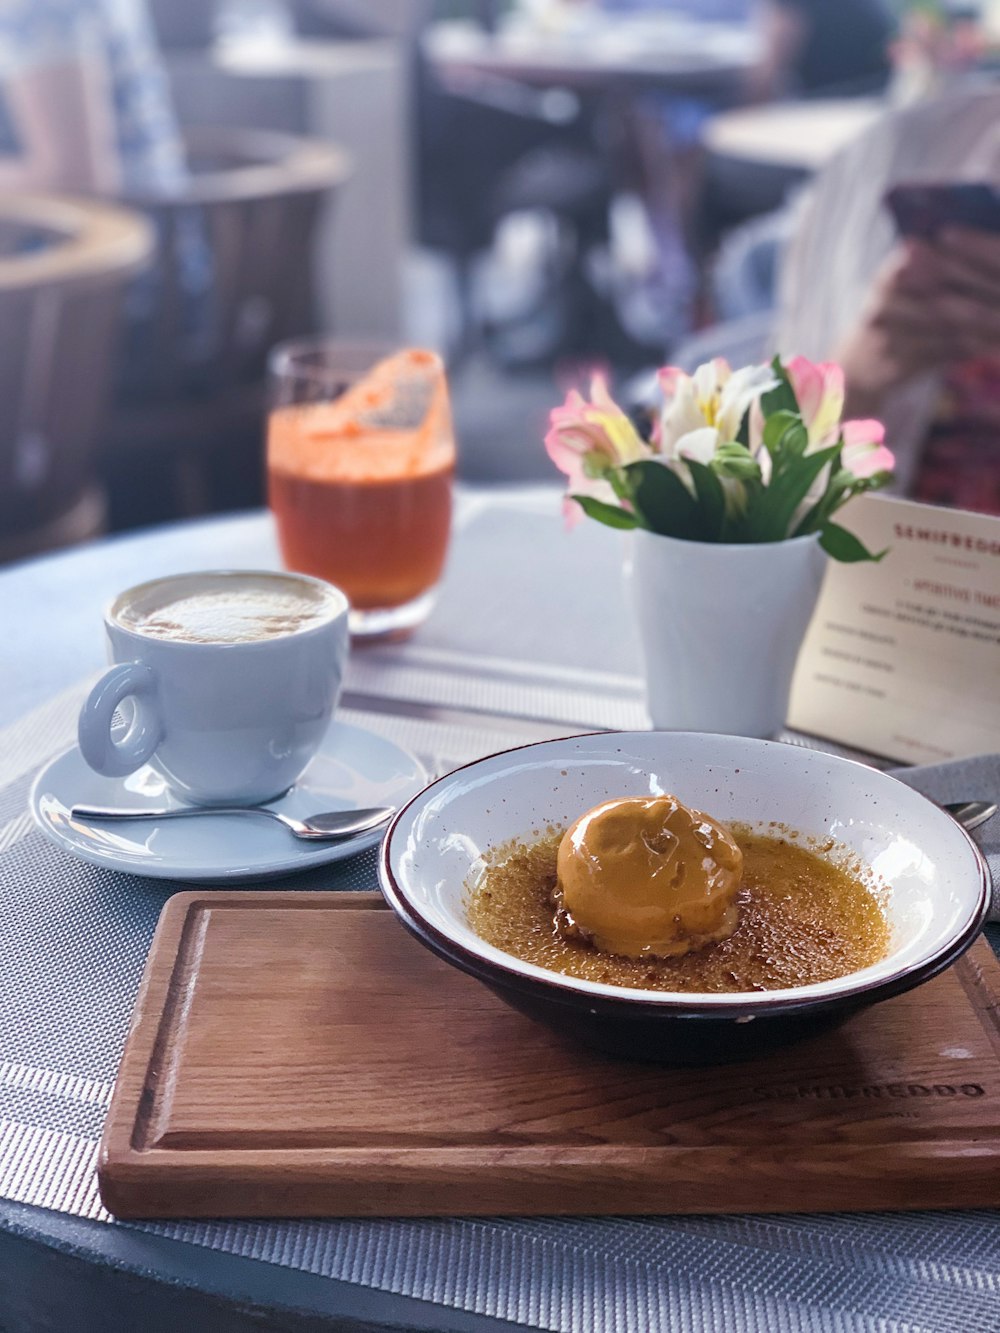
[{"left": 788, "top": 494, "right": 1000, "bottom": 763}]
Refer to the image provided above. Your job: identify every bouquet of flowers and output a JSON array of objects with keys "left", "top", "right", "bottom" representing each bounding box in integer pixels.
[{"left": 545, "top": 355, "right": 895, "bottom": 563}]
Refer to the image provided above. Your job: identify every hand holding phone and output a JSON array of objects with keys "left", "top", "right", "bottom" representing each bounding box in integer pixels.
[{"left": 837, "top": 187, "right": 1000, "bottom": 419}]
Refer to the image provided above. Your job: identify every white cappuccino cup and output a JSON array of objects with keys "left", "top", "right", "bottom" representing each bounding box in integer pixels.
[{"left": 78, "top": 570, "right": 350, "bottom": 805}]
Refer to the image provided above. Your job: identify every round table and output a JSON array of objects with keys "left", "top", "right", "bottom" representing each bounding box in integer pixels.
[
  {"left": 2, "top": 496, "right": 1000, "bottom": 1333},
  {"left": 703, "top": 96, "right": 884, "bottom": 175},
  {"left": 0, "top": 494, "right": 640, "bottom": 1333},
  {"left": 425, "top": 15, "right": 762, "bottom": 95}
]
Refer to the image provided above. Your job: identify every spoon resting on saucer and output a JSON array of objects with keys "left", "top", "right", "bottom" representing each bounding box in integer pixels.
[{"left": 69, "top": 803, "right": 395, "bottom": 842}]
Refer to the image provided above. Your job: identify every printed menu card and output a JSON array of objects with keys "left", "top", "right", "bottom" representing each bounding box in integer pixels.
[{"left": 788, "top": 495, "right": 1000, "bottom": 763}]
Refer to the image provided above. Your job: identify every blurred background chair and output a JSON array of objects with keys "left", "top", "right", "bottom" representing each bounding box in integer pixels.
[
  {"left": 102, "top": 124, "right": 351, "bottom": 528},
  {"left": 0, "top": 193, "right": 151, "bottom": 564}
]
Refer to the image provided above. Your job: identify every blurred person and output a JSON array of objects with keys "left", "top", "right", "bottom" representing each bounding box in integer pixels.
[
  {"left": 699, "top": 0, "right": 897, "bottom": 292},
  {"left": 291, "top": 0, "right": 431, "bottom": 39},
  {"left": 596, "top": 0, "right": 756, "bottom": 341},
  {"left": 0, "top": 0, "right": 188, "bottom": 194},
  {"left": 600, "top": 0, "right": 895, "bottom": 341},
  {"left": 778, "top": 87, "right": 1000, "bottom": 514},
  {"left": 751, "top": 0, "right": 897, "bottom": 100}
]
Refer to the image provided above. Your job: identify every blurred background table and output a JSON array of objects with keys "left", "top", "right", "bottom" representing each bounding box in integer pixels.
[
  {"left": 426, "top": 13, "right": 762, "bottom": 94},
  {"left": 2, "top": 490, "right": 1000, "bottom": 1333},
  {"left": 703, "top": 95, "right": 884, "bottom": 178}
]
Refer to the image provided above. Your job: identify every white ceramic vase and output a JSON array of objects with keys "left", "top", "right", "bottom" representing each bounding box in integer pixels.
[{"left": 628, "top": 528, "right": 828, "bottom": 739}]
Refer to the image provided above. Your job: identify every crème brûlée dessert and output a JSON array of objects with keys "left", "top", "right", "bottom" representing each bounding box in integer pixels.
[
  {"left": 552, "top": 795, "right": 743, "bottom": 958},
  {"left": 467, "top": 788, "right": 891, "bottom": 993}
]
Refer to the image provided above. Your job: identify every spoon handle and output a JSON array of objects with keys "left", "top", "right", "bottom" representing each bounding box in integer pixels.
[
  {"left": 942, "top": 800, "right": 998, "bottom": 833},
  {"left": 70, "top": 804, "right": 271, "bottom": 822},
  {"left": 68, "top": 803, "right": 393, "bottom": 839}
]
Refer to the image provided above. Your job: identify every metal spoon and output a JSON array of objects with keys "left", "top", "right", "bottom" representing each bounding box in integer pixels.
[
  {"left": 69, "top": 803, "right": 395, "bottom": 842},
  {"left": 943, "top": 800, "right": 997, "bottom": 833}
]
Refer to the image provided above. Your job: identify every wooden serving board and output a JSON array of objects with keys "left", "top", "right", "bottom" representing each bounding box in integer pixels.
[{"left": 98, "top": 891, "right": 1000, "bottom": 1220}]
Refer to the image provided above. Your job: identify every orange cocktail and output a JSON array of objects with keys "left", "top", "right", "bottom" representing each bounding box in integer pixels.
[{"left": 268, "top": 346, "right": 455, "bottom": 636}]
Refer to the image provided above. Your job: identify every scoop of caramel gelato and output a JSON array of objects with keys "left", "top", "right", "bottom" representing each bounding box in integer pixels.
[{"left": 553, "top": 795, "right": 743, "bottom": 958}]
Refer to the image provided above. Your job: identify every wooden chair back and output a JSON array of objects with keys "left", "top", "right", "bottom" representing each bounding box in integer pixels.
[
  {"left": 104, "top": 126, "right": 351, "bottom": 522},
  {"left": 0, "top": 194, "right": 151, "bottom": 562},
  {"left": 117, "top": 126, "right": 351, "bottom": 402}
]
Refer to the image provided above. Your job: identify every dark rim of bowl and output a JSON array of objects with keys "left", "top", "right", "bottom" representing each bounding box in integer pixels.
[{"left": 377, "top": 730, "right": 993, "bottom": 1018}]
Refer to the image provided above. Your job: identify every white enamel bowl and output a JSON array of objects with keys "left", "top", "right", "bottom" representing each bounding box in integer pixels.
[{"left": 379, "top": 732, "right": 990, "bottom": 1063}]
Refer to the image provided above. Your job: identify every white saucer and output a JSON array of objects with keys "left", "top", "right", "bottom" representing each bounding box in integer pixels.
[{"left": 29, "top": 720, "right": 427, "bottom": 883}]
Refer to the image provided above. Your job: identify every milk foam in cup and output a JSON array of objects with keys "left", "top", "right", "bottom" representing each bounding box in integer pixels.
[{"left": 78, "top": 571, "right": 350, "bottom": 805}]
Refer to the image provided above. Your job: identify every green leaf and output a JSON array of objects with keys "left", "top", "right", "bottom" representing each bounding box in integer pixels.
[
  {"left": 780, "top": 421, "right": 809, "bottom": 459},
  {"left": 791, "top": 495, "right": 827, "bottom": 537},
  {"left": 745, "top": 444, "right": 840, "bottom": 543},
  {"left": 865, "top": 469, "right": 894, "bottom": 489},
  {"left": 819, "top": 521, "right": 887, "bottom": 563},
  {"left": 801, "top": 464, "right": 895, "bottom": 536},
  {"left": 826, "top": 467, "right": 855, "bottom": 493},
  {"left": 607, "top": 468, "right": 633, "bottom": 503},
  {"left": 725, "top": 480, "right": 763, "bottom": 543},
  {"left": 792, "top": 455, "right": 848, "bottom": 537},
  {"left": 685, "top": 459, "right": 726, "bottom": 540},
  {"left": 829, "top": 469, "right": 894, "bottom": 507},
  {"left": 623, "top": 460, "right": 703, "bottom": 540},
  {"left": 715, "top": 441, "right": 753, "bottom": 458},
  {"left": 762, "top": 410, "right": 800, "bottom": 454},
  {"left": 569, "top": 495, "right": 638, "bottom": 530},
  {"left": 760, "top": 356, "right": 799, "bottom": 419},
  {"left": 736, "top": 405, "right": 752, "bottom": 448},
  {"left": 712, "top": 442, "right": 762, "bottom": 479},
  {"left": 762, "top": 412, "right": 809, "bottom": 468}
]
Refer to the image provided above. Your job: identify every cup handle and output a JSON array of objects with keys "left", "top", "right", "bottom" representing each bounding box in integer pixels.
[{"left": 78, "top": 663, "right": 162, "bottom": 778}]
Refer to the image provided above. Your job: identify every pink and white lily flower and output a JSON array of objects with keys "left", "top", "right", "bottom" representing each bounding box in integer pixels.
[
  {"left": 541, "top": 351, "right": 895, "bottom": 559},
  {"left": 784, "top": 356, "right": 846, "bottom": 450},
  {"left": 657, "top": 358, "right": 777, "bottom": 467},
  {"left": 841, "top": 419, "right": 895, "bottom": 478},
  {"left": 545, "top": 373, "right": 651, "bottom": 525},
  {"left": 782, "top": 357, "right": 895, "bottom": 475}
]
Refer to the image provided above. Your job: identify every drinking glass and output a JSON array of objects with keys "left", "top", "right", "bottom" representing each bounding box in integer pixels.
[{"left": 267, "top": 340, "right": 456, "bottom": 639}]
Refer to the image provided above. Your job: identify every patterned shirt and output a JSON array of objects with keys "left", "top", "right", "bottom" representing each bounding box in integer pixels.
[
  {"left": 0, "top": 0, "right": 188, "bottom": 192},
  {"left": 913, "top": 357, "right": 1000, "bottom": 517}
]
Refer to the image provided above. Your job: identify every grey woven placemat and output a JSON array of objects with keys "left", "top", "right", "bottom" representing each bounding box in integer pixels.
[{"left": 2, "top": 686, "right": 1000, "bottom": 1333}]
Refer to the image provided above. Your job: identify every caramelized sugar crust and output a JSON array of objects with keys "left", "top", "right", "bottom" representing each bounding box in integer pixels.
[{"left": 467, "top": 826, "right": 889, "bottom": 994}]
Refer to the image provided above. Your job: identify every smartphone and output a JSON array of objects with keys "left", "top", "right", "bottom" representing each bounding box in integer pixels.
[{"left": 886, "top": 182, "right": 1000, "bottom": 238}]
